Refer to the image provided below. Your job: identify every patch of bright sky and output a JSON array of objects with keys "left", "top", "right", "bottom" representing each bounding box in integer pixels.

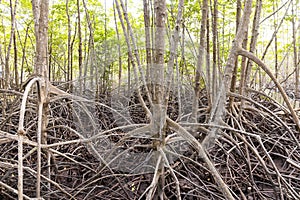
[
  {"left": 103, "top": 0, "right": 173, "bottom": 17},
  {"left": 104, "top": 0, "right": 142, "bottom": 14}
]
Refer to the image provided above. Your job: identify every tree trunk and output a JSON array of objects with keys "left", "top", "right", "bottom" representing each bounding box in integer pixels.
[
  {"left": 77, "top": 0, "right": 83, "bottom": 95},
  {"left": 211, "top": 0, "right": 218, "bottom": 104},
  {"left": 292, "top": 2, "right": 298, "bottom": 99},
  {"left": 66, "top": 0, "right": 72, "bottom": 90},
  {"left": 152, "top": 0, "right": 166, "bottom": 198},
  {"left": 13, "top": 30, "right": 18, "bottom": 87},
  {"left": 203, "top": 0, "right": 253, "bottom": 149},
  {"left": 4, "top": 0, "right": 18, "bottom": 89},
  {"left": 244, "top": 0, "right": 262, "bottom": 93},
  {"left": 273, "top": 0, "right": 279, "bottom": 79},
  {"left": 165, "top": 0, "right": 184, "bottom": 105},
  {"left": 206, "top": 13, "right": 211, "bottom": 108},
  {"left": 82, "top": 0, "right": 96, "bottom": 93},
  {"left": 20, "top": 25, "right": 30, "bottom": 85},
  {"left": 113, "top": 0, "right": 122, "bottom": 94},
  {"left": 191, "top": 0, "right": 208, "bottom": 123},
  {"left": 229, "top": 0, "right": 242, "bottom": 107},
  {"left": 115, "top": 0, "right": 152, "bottom": 117},
  {"left": 152, "top": 0, "right": 165, "bottom": 110},
  {"left": 260, "top": 0, "right": 291, "bottom": 62},
  {"left": 31, "top": 0, "right": 49, "bottom": 198},
  {"left": 143, "top": 0, "right": 152, "bottom": 83},
  {"left": 33, "top": 0, "right": 49, "bottom": 141}
]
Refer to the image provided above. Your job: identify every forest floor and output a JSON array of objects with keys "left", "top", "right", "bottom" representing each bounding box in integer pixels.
[{"left": 0, "top": 84, "right": 299, "bottom": 199}]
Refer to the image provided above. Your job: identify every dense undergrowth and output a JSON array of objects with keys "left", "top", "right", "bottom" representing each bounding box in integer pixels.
[{"left": 0, "top": 85, "right": 299, "bottom": 199}]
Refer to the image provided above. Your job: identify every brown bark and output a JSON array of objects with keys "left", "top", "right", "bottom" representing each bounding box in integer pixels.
[
  {"left": 125, "top": 0, "right": 131, "bottom": 93},
  {"left": 191, "top": 0, "right": 208, "bottom": 122},
  {"left": 82, "top": 0, "right": 96, "bottom": 92},
  {"left": 115, "top": 0, "right": 151, "bottom": 117},
  {"left": 33, "top": 0, "right": 49, "bottom": 145},
  {"left": 244, "top": 0, "right": 262, "bottom": 91},
  {"left": 4, "top": 0, "right": 18, "bottom": 89},
  {"left": 31, "top": 0, "right": 49, "bottom": 198},
  {"left": 153, "top": 0, "right": 165, "bottom": 104},
  {"left": 13, "top": 30, "right": 18, "bottom": 87},
  {"left": 152, "top": 0, "right": 167, "bottom": 198},
  {"left": 260, "top": 1, "right": 291, "bottom": 62},
  {"left": 165, "top": 0, "right": 184, "bottom": 105},
  {"left": 238, "top": 47, "right": 300, "bottom": 131},
  {"left": 66, "top": 0, "right": 72, "bottom": 90},
  {"left": 292, "top": 3, "right": 298, "bottom": 99},
  {"left": 206, "top": 13, "right": 211, "bottom": 108},
  {"left": 273, "top": 1, "right": 279, "bottom": 79},
  {"left": 143, "top": 0, "right": 152, "bottom": 83},
  {"left": 204, "top": 0, "right": 253, "bottom": 148},
  {"left": 113, "top": 1, "right": 122, "bottom": 94},
  {"left": 211, "top": 0, "right": 218, "bottom": 103},
  {"left": 20, "top": 25, "right": 30, "bottom": 85},
  {"left": 229, "top": 0, "right": 242, "bottom": 107},
  {"left": 70, "top": 19, "right": 77, "bottom": 92},
  {"left": 77, "top": 0, "right": 83, "bottom": 95}
]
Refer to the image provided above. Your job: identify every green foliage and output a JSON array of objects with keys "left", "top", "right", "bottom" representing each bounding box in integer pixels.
[{"left": 0, "top": 0, "right": 298, "bottom": 90}]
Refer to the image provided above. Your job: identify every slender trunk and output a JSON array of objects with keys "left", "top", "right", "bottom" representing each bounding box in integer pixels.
[
  {"left": 150, "top": 0, "right": 155, "bottom": 83},
  {"left": 66, "top": 0, "right": 71, "bottom": 90},
  {"left": 113, "top": 1, "right": 122, "bottom": 93},
  {"left": 115, "top": 0, "right": 152, "bottom": 117},
  {"left": 88, "top": 35, "right": 96, "bottom": 94},
  {"left": 144, "top": 0, "right": 152, "bottom": 83},
  {"left": 34, "top": 0, "right": 49, "bottom": 144},
  {"left": 292, "top": 2, "right": 298, "bottom": 99},
  {"left": 5, "top": 0, "right": 18, "bottom": 88},
  {"left": 127, "top": 56, "right": 131, "bottom": 93},
  {"left": 211, "top": 0, "right": 218, "bottom": 103},
  {"left": 13, "top": 30, "right": 18, "bottom": 87},
  {"left": 82, "top": 0, "right": 96, "bottom": 92},
  {"left": 175, "top": 58, "right": 182, "bottom": 120},
  {"left": 261, "top": 0, "right": 291, "bottom": 62},
  {"left": 83, "top": 23, "right": 89, "bottom": 92},
  {"left": 152, "top": 1, "right": 166, "bottom": 198},
  {"left": 103, "top": 0, "right": 108, "bottom": 93},
  {"left": 152, "top": 0, "right": 165, "bottom": 111},
  {"left": 244, "top": 0, "right": 262, "bottom": 91},
  {"left": 70, "top": 19, "right": 77, "bottom": 92},
  {"left": 238, "top": 0, "right": 262, "bottom": 115},
  {"left": 87, "top": 7, "right": 95, "bottom": 93},
  {"left": 77, "top": 0, "right": 83, "bottom": 95},
  {"left": 238, "top": 32, "right": 248, "bottom": 92},
  {"left": 34, "top": 0, "right": 49, "bottom": 80},
  {"left": 206, "top": 13, "right": 211, "bottom": 108},
  {"left": 191, "top": 0, "right": 208, "bottom": 122},
  {"left": 48, "top": 34, "right": 52, "bottom": 81},
  {"left": 31, "top": 0, "right": 49, "bottom": 198},
  {"left": 125, "top": 0, "right": 131, "bottom": 93},
  {"left": 165, "top": 0, "right": 184, "bottom": 107},
  {"left": 229, "top": 0, "right": 242, "bottom": 107},
  {"left": 0, "top": 46, "right": 4, "bottom": 89},
  {"left": 238, "top": 47, "right": 300, "bottom": 131},
  {"left": 203, "top": 0, "right": 253, "bottom": 149},
  {"left": 119, "top": 0, "right": 153, "bottom": 109},
  {"left": 178, "top": 22, "right": 185, "bottom": 119},
  {"left": 273, "top": 1, "right": 278, "bottom": 78},
  {"left": 19, "top": 25, "right": 29, "bottom": 85},
  {"left": 221, "top": 4, "right": 225, "bottom": 65}
]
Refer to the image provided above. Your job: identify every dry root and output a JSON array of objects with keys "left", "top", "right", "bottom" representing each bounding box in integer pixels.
[{"left": 0, "top": 87, "right": 299, "bottom": 199}]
